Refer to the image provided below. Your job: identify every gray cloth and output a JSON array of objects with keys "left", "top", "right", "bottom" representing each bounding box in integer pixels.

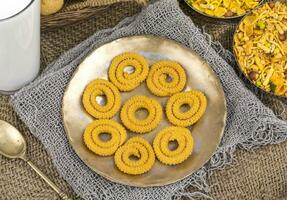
[{"left": 11, "top": 0, "right": 287, "bottom": 199}]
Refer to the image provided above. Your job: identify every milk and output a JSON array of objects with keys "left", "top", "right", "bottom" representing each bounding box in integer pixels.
[{"left": 0, "top": 0, "right": 40, "bottom": 93}]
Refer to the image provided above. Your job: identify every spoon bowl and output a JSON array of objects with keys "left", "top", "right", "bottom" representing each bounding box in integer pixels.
[{"left": 0, "top": 120, "right": 26, "bottom": 159}]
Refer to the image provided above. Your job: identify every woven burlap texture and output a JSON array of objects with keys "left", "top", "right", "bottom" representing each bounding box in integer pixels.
[
  {"left": 64, "top": 0, "right": 148, "bottom": 11},
  {"left": 41, "top": 0, "right": 148, "bottom": 31},
  {"left": 9, "top": 0, "right": 287, "bottom": 199},
  {"left": 1, "top": 1, "right": 287, "bottom": 200}
]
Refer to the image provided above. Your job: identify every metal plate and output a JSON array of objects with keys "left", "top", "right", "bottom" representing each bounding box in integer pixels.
[{"left": 62, "top": 36, "right": 227, "bottom": 187}]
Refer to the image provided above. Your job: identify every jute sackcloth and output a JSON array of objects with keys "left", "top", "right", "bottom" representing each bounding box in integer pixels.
[
  {"left": 41, "top": 0, "right": 148, "bottom": 31},
  {"left": 0, "top": 0, "right": 286, "bottom": 200},
  {"left": 63, "top": 0, "right": 148, "bottom": 11}
]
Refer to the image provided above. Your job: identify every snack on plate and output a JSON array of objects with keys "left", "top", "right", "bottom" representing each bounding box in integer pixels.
[
  {"left": 120, "top": 95, "right": 163, "bottom": 133},
  {"left": 82, "top": 79, "right": 121, "bottom": 119},
  {"left": 153, "top": 126, "right": 194, "bottom": 165},
  {"left": 166, "top": 90, "right": 207, "bottom": 127},
  {"left": 80, "top": 52, "right": 210, "bottom": 175},
  {"left": 234, "top": 1, "right": 287, "bottom": 97},
  {"left": 114, "top": 137, "right": 155, "bottom": 175},
  {"left": 147, "top": 61, "right": 187, "bottom": 96},
  {"left": 108, "top": 52, "right": 149, "bottom": 92},
  {"left": 83, "top": 120, "right": 127, "bottom": 156},
  {"left": 187, "top": 0, "right": 260, "bottom": 17}
]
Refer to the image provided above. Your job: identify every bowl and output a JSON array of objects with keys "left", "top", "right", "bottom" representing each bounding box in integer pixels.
[
  {"left": 233, "top": 0, "right": 287, "bottom": 98},
  {"left": 184, "top": 0, "right": 263, "bottom": 19}
]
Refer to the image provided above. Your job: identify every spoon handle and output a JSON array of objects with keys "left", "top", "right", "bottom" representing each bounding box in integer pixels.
[{"left": 26, "top": 160, "right": 72, "bottom": 200}]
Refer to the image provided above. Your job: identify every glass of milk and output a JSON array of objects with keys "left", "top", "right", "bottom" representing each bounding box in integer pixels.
[{"left": 0, "top": 0, "right": 40, "bottom": 94}]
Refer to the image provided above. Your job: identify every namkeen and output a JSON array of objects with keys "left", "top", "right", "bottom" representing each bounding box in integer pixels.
[
  {"left": 81, "top": 52, "right": 209, "bottom": 175},
  {"left": 147, "top": 61, "right": 187, "bottom": 96},
  {"left": 188, "top": 0, "right": 260, "bottom": 17},
  {"left": 108, "top": 52, "right": 149, "bottom": 92},
  {"left": 153, "top": 126, "right": 194, "bottom": 165},
  {"left": 120, "top": 95, "right": 163, "bottom": 133},
  {"left": 234, "top": 1, "right": 287, "bottom": 97},
  {"left": 114, "top": 137, "right": 155, "bottom": 175},
  {"left": 83, "top": 120, "right": 127, "bottom": 156},
  {"left": 82, "top": 79, "right": 121, "bottom": 119},
  {"left": 166, "top": 90, "right": 207, "bottom": 127}
]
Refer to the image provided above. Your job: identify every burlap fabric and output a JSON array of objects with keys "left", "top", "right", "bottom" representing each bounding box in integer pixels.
[
  {"left": 0, "top": 1, "right": 286, "bottom": 200},
  {"left": 63, "top": 0, "right": 148, "bottom": 11},
  {"left": 41, "top": 0, "right": 148, "bottom": 31}
]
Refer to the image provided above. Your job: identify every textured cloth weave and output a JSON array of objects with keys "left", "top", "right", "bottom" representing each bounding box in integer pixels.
[
  {"left": 63, "top": 0, "right": 148, "bottom": 11},
  {"left": 11, "top": 0, "right": 287, "bottom": 199}
]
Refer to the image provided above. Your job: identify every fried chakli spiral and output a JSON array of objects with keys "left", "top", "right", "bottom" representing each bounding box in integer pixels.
[
  {"left": 82, "top": 79, "right": 121, "bottom": 119},
  {"left": 166, "top": 90, "right": 207, "bottom": 127},
  {"left": 114, "top": 137, "right": 155, "bottom": 175},
  {"left": 83, "top": 120, "right": 127, "bottom": 156},
  {"left": 146, "top": 60, "right": 187, "bottom": 96},
  {"left": 108, "top": 52, "right": 149, "bottom": 92},
  {"left": 120, "top": 95, "right": 163, "bottom": 133},
  {"left": 153, "top": 126, "right": 194, "bottom": 165}
]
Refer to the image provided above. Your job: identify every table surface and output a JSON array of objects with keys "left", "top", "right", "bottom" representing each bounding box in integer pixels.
[{"left": 0, "top": 1, "right": 286, "bottom": 199}]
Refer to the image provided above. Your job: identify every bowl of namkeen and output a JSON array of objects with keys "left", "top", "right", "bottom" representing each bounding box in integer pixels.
[
  {"left": 185, "top": 0, "right": 262, "bottom": 18},
  {"left": 233, "top": 1, "right": 287, "bottom": 97},
  {"left": 81, "top": 52, "right": 207, "bottom": 175}
]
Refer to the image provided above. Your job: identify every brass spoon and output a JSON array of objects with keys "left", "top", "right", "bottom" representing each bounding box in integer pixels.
[{"left": 0, "top": 120, "right": 72, "bottom": 200}]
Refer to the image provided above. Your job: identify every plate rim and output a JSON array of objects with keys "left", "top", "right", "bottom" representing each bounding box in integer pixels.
[{"left": 62, "top": 35, "right": 227, "bottom": 187}]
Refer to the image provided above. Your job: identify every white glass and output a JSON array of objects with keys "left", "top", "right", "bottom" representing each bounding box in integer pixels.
[{"left": 0, "top": 0, "right": 40, "bottom": 94}]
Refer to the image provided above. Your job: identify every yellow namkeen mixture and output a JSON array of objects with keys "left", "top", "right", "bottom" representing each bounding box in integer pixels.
[
  {"left": 234, "top": 2, "right": 287, "bottom": 96},
  {"left": 188, "top": 0, "right": 260, "bottom": 17}
]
